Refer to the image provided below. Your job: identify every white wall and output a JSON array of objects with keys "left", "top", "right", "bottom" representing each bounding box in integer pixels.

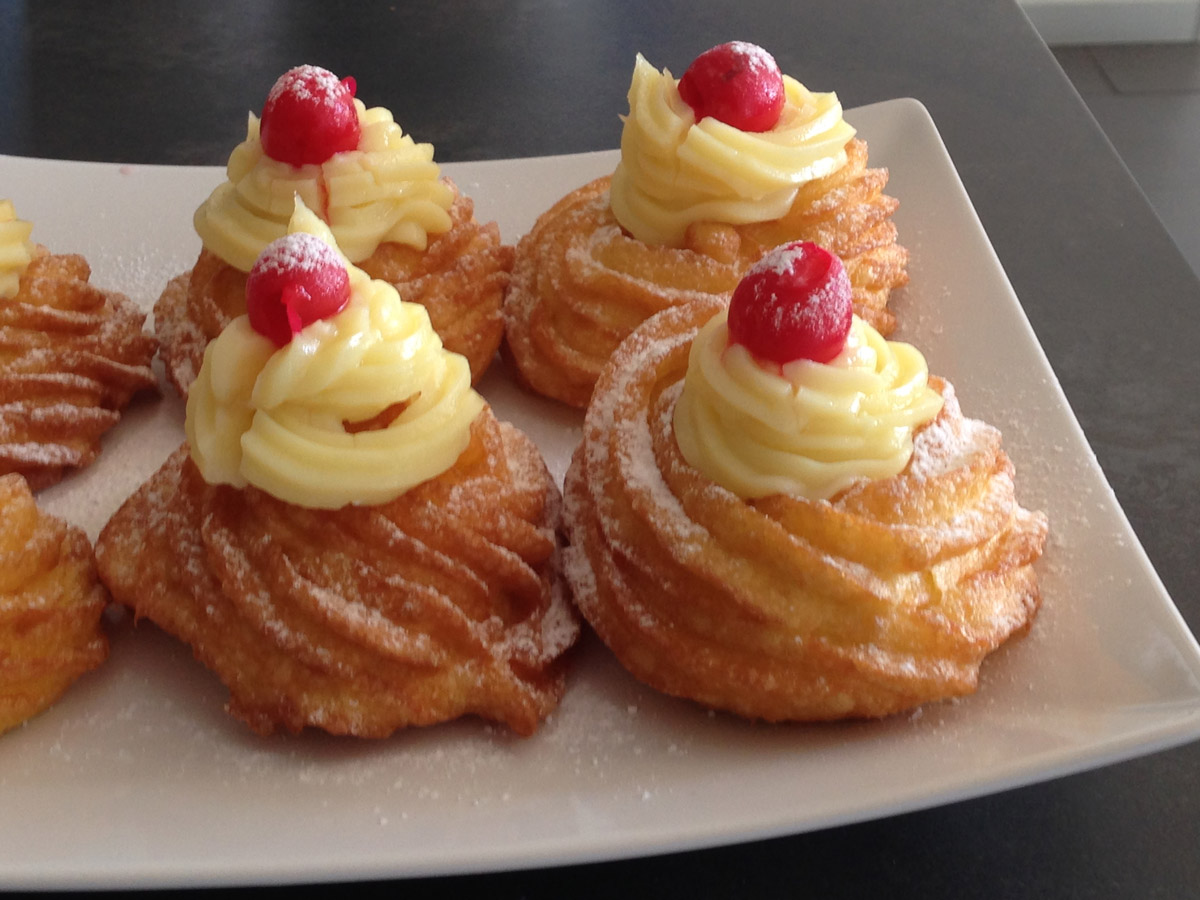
[{"left": 1019, "top": 0, "right": 1200, "bottom": 43}]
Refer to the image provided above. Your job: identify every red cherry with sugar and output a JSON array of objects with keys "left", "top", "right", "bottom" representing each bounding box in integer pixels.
[
  {"left": 259, "top": 65, "right": 361, "bottom": 166},
  {"left": 245, "top": 233, "right": 351, "bottom": 347},
  {"left": 677, "top": 41, "right": 785, "bottom": 133},
  {"left": 727, "top": 241, "right": 853, "bottom": 365}
]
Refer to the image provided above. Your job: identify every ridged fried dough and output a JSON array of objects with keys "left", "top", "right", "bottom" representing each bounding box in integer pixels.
[
  {"left": 95, "top": 410, "right": 579, "bottom": 737},
  {"left": 503, "top": 139, "right": 906, "bottom": 408},
  {"left": 562, "top": 302, "right": 1047, "bottom": 721},
  {"left": 155, "top": 180, "right": 513, "bottom": 395},
  {"left": 0, "top": 473, "right": 108, "bottom": 735},
  {"left": 0, "top": 250, "right": 157, "bottom": 489}
]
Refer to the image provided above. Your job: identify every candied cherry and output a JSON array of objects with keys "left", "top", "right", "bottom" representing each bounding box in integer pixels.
[
  {"left": 727, "top": 241, "right": 853, "bottom": 365},
  {"left": 259, "top": 65, "right": 361, "bottom": 166},
  {"left": 677, "top": 41, "right": 785, "bottom": 133},
  {"left": 245, "top": 233, "right": 351, "bottom": 347}
]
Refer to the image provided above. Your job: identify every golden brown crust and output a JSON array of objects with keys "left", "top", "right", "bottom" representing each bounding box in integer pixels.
[
  {"left": 154, "top": 180, "right": 513, "bottom": 396},
  {"left": 562, "top": 301, "right": 1047, "bottom": 721},
  {"left": 357, "top": 186, "right": 514, "bottom": 383},
  {"left": 0, "top": 473, "right": 109, "bottom": 735},
  {"left": 95, "top": 410, "right": 579, "bottom": 737},
  {"left": 0, "top": 250, "right": 158, "bottom": 489},
  {"left": 503, "top": 138, "right": 907, "bottom": 408}
]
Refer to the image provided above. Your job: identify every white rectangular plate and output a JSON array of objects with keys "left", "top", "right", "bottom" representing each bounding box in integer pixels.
[{"left": 3, "top": 98, "right": 1200, "bottom": 890}]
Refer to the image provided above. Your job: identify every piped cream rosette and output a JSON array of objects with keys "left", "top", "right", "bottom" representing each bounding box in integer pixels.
[
  {"left": 673, "top": 310, "right": 944, "bottom": 500},
  {"left": 194, "top": 100, "right": 455, "bottom": 272},
  {"left": 0, "top": 200, "right": 36, "bottom": 299},
  {"left": 609, "top": 54, "right": 857, "bottom": 247},
  {"left": 186, "top": 199, "right": 485, "bottom": 509}
]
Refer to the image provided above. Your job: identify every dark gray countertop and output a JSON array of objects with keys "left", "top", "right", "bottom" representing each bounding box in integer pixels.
[{"left": 3, "top": 1, "right": 1198, "bottom": 897}]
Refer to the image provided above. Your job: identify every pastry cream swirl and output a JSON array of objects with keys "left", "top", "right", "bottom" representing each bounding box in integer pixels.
[
  {"left": 194, "top": 100, "right": 455, "bottom": 272},
  {"left": 186, "top": 202, "right": 485, "bottom": 509},
  {"left": 0, "top": 200, "right": 36, "bottom": 299},
  {"left": 609, "top": 54, "right": 857, "bottom": 247},
  {"left": 673, "top": 311, "right": 943, "bottom": 500}
]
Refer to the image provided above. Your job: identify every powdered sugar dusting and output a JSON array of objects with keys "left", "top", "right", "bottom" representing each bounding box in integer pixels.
[
  {"left": 560, "top": 539, "right": 597, "bottom": 611},
  {"left": 726, "top": 41, "right": 780, "bottom": 79},
  {"left": 584, "top": 319, "right": 708, "bottom": 549},
  {"left": 266, "top": 65, "right": 347, "bottom": 112},
  {"left": 906, "top": 386, "right": 995, "bottom": 481},
  {"left": 253, "top": 232, "right": 340, "bottom": 277},
  {"left": 748, "top": 241, "right": 809, "bottom": 279}
]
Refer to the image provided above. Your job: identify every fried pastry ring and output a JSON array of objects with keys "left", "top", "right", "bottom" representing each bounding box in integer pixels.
[
  {"left": 155, "top": 180, "right": 513, "bottom": 395},
  {"left": 95, "top": 409, "right": 579, "bottom": 737},
  {"left": 1, "top": 473, "right": 108, "bottom": 735},
  {"left": 503, "top": 138, "right": 907, "bottom": 408},
  {"left": 0, "top": 249, "right": 158, "bottom": 489},
  {"left": 562, "top": 301, "right": 1048, "bottom": 721}
]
